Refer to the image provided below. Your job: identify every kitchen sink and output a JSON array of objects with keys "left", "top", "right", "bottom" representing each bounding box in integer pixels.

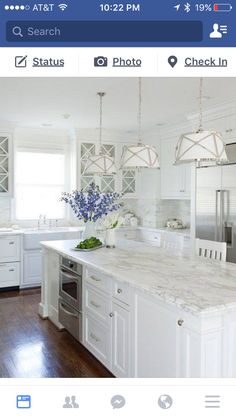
[{"left": 23, "top": 227, "right": 83, "bottom": 250}]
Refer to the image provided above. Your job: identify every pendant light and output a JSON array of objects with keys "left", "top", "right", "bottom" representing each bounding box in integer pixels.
[
  {"left": 120, "top": 78, "right": 160, "bottom": 169},
  {"left": 175, "top": 78, "right": 228, "bottom": 166},
  {"left": 83, "top": 92, "right": 117, "bottom": 175}
]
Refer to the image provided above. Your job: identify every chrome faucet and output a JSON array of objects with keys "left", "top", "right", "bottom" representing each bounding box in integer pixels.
[{"left": 38, "top": 214, "right": 43, "bottom": 229}]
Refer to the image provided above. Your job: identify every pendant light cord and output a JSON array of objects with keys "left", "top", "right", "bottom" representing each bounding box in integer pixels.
[
  {"left": 198, "top": 77, "right": 203, "bottom": 132},
  {"left": 97, "top": 92, "right": 105, "bottom": 154},
  {"left": 138, "top": 77, "right": 142, "bottom": 145}
]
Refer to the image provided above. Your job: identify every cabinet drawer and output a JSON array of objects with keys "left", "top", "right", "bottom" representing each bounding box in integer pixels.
[
  {"left": 113, "top": 280, "right": 131, "bottom": 306},
  {"left": 116, "top": 229, "right": 137, "bottom": 240},
  {"left": 139, "top": 230, "right": 161, "bottom": 246},
  {"left": 85, "top": 284, "right": 111, "bottom": 324},
  {"left": 0, "top": 235, "right": 21, "bottom": 262},
  {"left": 85, "top": 268, "right": 112, "bottom": 294},
  {"left": 0, "top": 262, "right": 20, "bottom": 287},
  {"left": 83, "top": 313, "right": 111, "bottom": 368}
]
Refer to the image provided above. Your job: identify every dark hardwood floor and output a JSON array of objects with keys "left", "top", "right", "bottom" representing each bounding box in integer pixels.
[{"left": 0, "top": 288, "right": 113, "bottom": 378}]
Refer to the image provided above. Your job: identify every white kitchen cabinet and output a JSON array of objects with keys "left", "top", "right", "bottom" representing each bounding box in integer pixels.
[
  {"left": 0, "top": 134, "right": 12, "bottom": 196},
  {"left": 83, "top": 270, "right": 113, "bottom": 368},
  {"left": 161, "top": 137, "right": 191, "bottom": 199},
  {"left": 22, "top": 250, "right": 42, "bottom": 288},
  {"left": 84, "top": 313, "right": 112, "bottom": 369},
  {"left": 133, "top": 290, "right": 179, "bottom": 377},
  {"left": 0, "top": 235, "right": 20, "bottom": 262},
  {"left": 85, "top": 283, "right": 111, "bottom": 325},
  {"left": 138, "top": 229, "right": 161, "bottom": 246},
  {"left": 0, "top": 262, "right": 20, "bottom": 287},
  {"left": 83, "top": 269, "right": 131, "bottom": 376},
  {"left": 115, "top": 228, "right": 137, "bottom": 241},
  {"left": 0, "top": 234, "right": 21, "bottom": 288},
  {"left": 111, "top": 300, "right": 131, "bottom": 378}
]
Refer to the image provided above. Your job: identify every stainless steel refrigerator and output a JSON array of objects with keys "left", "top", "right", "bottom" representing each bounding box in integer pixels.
[{"left": 196, "top": 163, "right": 236, "bottom": 263}]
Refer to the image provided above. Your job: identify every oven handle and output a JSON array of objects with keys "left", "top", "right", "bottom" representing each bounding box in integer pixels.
[
  {"left": 59, "top": 301, "right": 78, "bottom": 318},
  {"left": 60, "top": 269, "right": 80, "bottom": 281}
]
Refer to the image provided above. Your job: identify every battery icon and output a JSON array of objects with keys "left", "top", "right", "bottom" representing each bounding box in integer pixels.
[{"left": 213, "top": 3, "right": 233, "bottom": 11}]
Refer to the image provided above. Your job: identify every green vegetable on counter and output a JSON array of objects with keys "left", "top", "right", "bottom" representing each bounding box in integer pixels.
[{"left": 76, "top": 236, "right": 103, "bottom": 250}]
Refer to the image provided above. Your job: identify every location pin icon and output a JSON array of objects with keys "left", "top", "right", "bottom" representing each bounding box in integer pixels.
[{"left": 168, "top": 56, "right": 178, "bottom": 68}]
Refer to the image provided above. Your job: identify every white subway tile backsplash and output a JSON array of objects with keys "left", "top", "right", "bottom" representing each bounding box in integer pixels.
[{"left": 124, "top": 198, "right": 191, "bottom": 229}]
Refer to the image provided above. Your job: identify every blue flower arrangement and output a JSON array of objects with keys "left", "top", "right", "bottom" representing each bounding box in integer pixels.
[{"left": 61, "top": 182, "right": 123, "bottom": 223}]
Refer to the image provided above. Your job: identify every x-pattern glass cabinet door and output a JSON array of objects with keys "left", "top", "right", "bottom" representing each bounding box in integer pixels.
[
  {"left": 80, "top": 142, "right": 136, "bottom": 197},
  {"left": 0, "top": 135, "right": 12, "bottom": 196}
]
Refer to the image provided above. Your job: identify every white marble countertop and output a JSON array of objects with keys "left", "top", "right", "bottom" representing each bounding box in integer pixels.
[
  {"left": 0, "top": 226, "right": 84, "bottom": 236},
  {"left": 41, "top": 238, "right": 236, "bottom": 317}
]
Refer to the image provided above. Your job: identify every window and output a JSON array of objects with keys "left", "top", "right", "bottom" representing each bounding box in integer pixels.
[{"left": 15, "top": 150, "right": 66, "bottom": 220}]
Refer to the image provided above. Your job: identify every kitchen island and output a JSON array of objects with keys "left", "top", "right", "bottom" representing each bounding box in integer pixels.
[{"left": 39, "top": 238, "right": 236, "bottom": 378}]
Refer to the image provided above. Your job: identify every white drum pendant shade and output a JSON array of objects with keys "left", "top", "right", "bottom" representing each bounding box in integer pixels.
[
  {"left": 121, "top": 144, "right": 160, "bottom": 168},
  {"left": 175, "top": 130, "right": 228, "bottom": 164},
  {"left": 84, "top": 154, "right": 117, "bottom": 174},
  {"left": 120, "top": 78, "right": 160, "bottom": 170},
  {"left": 175, "top": 78, "right": 228, "bottom": 166}
]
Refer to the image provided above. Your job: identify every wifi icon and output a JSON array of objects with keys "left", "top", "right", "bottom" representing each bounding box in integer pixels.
[{"left": 58, "top": 3, "right": 68, "bottom": 11}]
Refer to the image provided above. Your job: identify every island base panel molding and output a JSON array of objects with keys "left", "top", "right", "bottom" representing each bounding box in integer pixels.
[{"left": 39, "top": 249, "right": 64, "bottom": 329}]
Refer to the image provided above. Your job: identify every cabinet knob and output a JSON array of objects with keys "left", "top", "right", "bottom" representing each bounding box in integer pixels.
[
  {"left": 117, "top": 288, "right": 122, "bottom": 294},
  {"left": 177, "top": 319, "right": 184, "bottom": 327},
  {"left": 109, "top": 312, "right": 114, "bottom": 317}
]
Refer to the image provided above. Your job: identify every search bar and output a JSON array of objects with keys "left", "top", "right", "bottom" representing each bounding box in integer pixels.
[{"left": 6, "top": 21, "right": 203, "bottom": 43}]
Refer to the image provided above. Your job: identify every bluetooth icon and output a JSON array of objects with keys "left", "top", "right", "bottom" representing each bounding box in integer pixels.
[{"left": 184, "top": 3, "right": 191, "bottom": 12}]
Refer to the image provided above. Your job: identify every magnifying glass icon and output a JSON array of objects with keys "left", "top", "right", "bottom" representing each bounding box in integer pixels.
[{"left": 12, "top": 26, "right": 23, "bottom": 37}]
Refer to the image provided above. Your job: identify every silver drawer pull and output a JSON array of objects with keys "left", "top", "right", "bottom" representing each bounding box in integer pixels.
[
  {"left": 9, "top": 242, "right": 15, "bottom": 245},
  {"left": 90, "top": 275, "right": 101, "bottom": 282},
  {"left": 117, "top": 288, "right": 122, "bottom": 294},
  {"left": 90, "top": 332, "right": 101, "bottom": 343},
  {"left": 177, "top": 319, "right": 184, "bottom": 327},
  {"left": 109, "top": 312, "right": 114, "bottom": 317},
  {"left": 9, "top": 269, "right": 15, "bottom": 272},
  {"left": 90, "top": 300, "right": 101, "bottom": 309}
]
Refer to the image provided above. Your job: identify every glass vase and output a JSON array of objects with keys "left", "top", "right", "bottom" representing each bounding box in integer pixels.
[
  {"left": 105, "top": 228, "right": 116, "bottom": 248},
  {"left": 83, "top": 221, "right": 97, "bottom": 239}
]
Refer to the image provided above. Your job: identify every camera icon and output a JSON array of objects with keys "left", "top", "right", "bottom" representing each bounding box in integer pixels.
[{"left": 94, "top": 56, "right": 108, "bottom": 67}]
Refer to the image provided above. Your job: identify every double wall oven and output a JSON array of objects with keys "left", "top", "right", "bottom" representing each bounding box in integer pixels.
[{"left": 59, "top": 256, "right": 82, "bottom": 342}]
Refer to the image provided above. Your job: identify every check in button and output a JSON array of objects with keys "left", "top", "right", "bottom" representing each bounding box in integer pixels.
[{"left": 15, "top": 55, "right": 27, "bottom": 67}]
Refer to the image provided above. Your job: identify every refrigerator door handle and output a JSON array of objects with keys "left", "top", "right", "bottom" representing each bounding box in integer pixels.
[
  {"left": 220, "top": 189, "right": 224, "bottom": 242},
  {"left": 222, "top": 189, "right": 233, "bottom": 247},
  {"left": 215, "top": 190, "right": 221, "bottom": 241}
]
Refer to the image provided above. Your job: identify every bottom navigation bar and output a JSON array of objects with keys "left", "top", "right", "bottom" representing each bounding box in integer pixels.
[{"left": 0, "top": 380, "right": 236, "bottom": 417}]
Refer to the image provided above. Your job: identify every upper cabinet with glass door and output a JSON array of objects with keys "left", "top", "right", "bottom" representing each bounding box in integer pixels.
[
  {"left": 0, "top": 135, "right": 12, "bottom": 196},
  {"left": 80, "top": 142, "right": 136, "bottom": 197}
]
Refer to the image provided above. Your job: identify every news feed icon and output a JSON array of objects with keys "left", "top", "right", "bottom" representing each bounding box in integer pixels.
[
  {"left": 16, "top": 395, "right": 31, "bottom": 409},
  {"left": 94, "top": 56, "right": 108, "bottom": 67}
]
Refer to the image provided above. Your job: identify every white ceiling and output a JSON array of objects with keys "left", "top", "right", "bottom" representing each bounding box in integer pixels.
[{"left": 0, "top": 78, "right": 235, "bottom": 132}]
